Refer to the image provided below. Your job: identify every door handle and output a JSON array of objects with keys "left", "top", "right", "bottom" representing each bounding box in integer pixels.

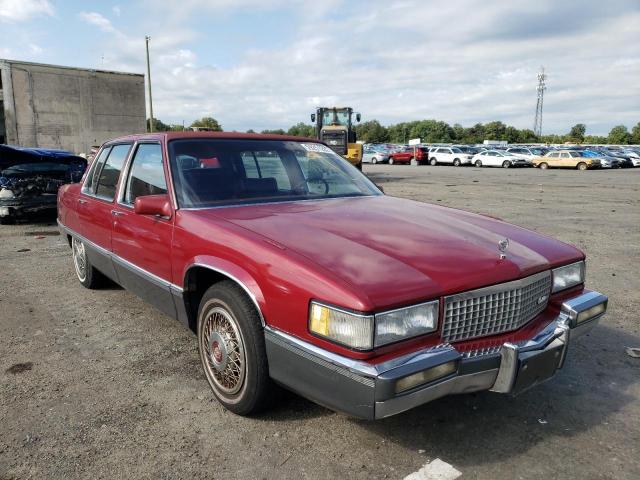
[
  {"left": 111, "top": 210, "right": 126, "bottom": 217},
  {"left": 78, "top": 198, "right": 88, "bottom": 204}
]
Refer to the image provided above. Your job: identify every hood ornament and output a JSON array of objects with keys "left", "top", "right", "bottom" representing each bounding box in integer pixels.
[{"left": 498, "top": 238, "right": 509, "bottom": 259}]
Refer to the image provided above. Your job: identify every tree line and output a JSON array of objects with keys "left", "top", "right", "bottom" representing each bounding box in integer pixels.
[{"left": 148, "top": 117, "right": 640, "bottom": 145}]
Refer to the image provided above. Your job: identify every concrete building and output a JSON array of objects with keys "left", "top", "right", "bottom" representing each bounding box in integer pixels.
[{"left": 0, "top": 59, "right": 146, "bottom": 153}]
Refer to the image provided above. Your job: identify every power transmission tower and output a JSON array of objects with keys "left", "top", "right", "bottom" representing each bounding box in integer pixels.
[{"left": 533, "top": 67, "right": 546, "bottom": 137}]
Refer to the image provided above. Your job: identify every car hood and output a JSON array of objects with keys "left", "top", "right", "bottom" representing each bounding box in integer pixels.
[{"left": 204, "top": 196, "right": 583, "bottom": 309}]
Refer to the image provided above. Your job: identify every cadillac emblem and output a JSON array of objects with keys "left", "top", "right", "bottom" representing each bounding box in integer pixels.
[{"left": 498, "top": 238, "right": 509, "bottom": 259}]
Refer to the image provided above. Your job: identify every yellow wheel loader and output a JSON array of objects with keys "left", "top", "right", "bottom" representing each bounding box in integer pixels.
[{"left": 310, "top": 107, "right": 363, "bottom": 170}]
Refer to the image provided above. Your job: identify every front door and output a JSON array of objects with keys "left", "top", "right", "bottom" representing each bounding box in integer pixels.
[{"left": 110, "top": 142, "right": 176, "bottom": 317}]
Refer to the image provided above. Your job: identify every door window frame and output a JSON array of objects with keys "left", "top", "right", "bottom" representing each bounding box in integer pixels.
[
  {"left": 117, "top": 141, "right": 165, "bottom": 209},
  {"left": 82, "top": 142, "right": 133, "bottom": 203}
]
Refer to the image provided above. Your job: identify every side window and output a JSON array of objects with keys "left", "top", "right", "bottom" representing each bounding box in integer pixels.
[
  {"left": 560, "top": 153, "right": 570, "bottom": 158},
  {"left": 83, "top": 146, "right": 111, "bottom": 194},
  {"left": 95, "top": 144, "right": 131, "bottom": 201},
  {"left": 123, "top": 143, "right": 167, "bottom": 205}
]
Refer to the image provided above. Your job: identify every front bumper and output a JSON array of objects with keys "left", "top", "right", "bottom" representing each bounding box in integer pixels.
[{"left": 265, "top": 290, "right": 607, "bottom": 420}]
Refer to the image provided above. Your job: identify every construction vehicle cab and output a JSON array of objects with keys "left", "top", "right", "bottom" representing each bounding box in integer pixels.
[{"left": 311, "top": 107, "right": 363, "bottom": 170}]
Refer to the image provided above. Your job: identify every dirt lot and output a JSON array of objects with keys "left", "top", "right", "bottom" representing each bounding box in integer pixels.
[{"left": 1, "top": 165, "right": 639, "bottom": 479}]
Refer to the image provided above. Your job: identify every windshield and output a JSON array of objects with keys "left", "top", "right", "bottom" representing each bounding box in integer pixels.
[
  {"left": 168, "top": 139, "right": 381, "bottom": 208},
  {"left": 321, "top": 110, "right": 349, "bottom": 127},
  {"left": 451, "top": 148, "right": 463, "bottom": 153}
]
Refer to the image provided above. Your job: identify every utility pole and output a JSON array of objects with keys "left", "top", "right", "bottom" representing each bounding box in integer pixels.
[
  {"left": 533, "top": 66, "right": 546, "bottom": 138},
  {"left": 145, "top": 35, "right": 154, "bottom": 132}
]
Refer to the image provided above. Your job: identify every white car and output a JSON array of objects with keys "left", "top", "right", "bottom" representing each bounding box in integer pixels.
[
  {"left": 362, "top": 145, "right": 390, "bottom": 164},
  {"left": 428, "top": 147, "right": 473, "bottom": 166},
  {"left": 471, "top": 150, "right": 532, "bottom": 168}
]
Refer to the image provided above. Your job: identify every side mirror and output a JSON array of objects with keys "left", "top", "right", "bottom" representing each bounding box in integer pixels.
[
  {"left": 134, "top": 194, "right": 172, "bottom": 219},
  {"left": 310, "top": 114, "right": 316, "bottom": 123},
  {"left": 356, "top": 113, "right": 361, "bottom": 122}
]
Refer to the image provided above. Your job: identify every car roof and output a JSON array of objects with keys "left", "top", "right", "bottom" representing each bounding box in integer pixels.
[{"left": 103, "top": 131, "right": 320, "bottom": 145}]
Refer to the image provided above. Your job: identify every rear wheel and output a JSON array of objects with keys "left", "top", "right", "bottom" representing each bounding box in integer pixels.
[
  {"left": 198, "top": 281, "right": 270, "bottom": 416},
  {"left": 577, "top": 162, "right": 588, "bottom": 171},
  {"left": 71, "top": 237, "right": 105, "bottom": 289},
  {"left": 502, "top": 160, "right": 511, "bottom": 168},
  {"left": 539, "top": 162, "right": 549, "bottom": 170},
  {"left": 430, "top": 158, "right": 437, "bottom": 166},
  {"left": 474, "top": 159, "right": 483, "bottom": 168},
  {"left": 453, "top": 159, "right": 461, "bottom": 167}
]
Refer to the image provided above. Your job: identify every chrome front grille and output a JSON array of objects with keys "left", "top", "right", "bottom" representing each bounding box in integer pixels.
[{"left": 442, "top": 271, "right": 551, "bottom": 343}]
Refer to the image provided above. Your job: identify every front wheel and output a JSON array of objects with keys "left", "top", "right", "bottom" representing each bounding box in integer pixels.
[
  {"left": 371, "top": 157, "right": 378, "bottom": 164},
  {"left": 453, "top": 159, "right": 461, "bottom": 167},
  {"left": 410, "top": 158, "right": 418, "bottom": 166},
  {"left": 502, "top": 160, "right": 511, "bottom": 168},
  {"left": 198, "top": 281, "right": 271, "bottom": 416},
  {"left": 577, "top": 162, "right": 588, "bottom": 171},
  {"left": 389, "top": 158, "right": 394, "bottom": 165},
  {"left": 474, "top": 159, "right": 483, "bottom": 168},
  {"left": 430, "top": 158, "right": 437, "bottom": 166}
]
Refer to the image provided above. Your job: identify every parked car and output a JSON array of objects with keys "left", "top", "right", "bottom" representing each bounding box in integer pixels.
[
  {"left": 362, "top": 145, "right": 390, "bottom": 164},
  {"left": 506, "top": 146, "right": 549, "bottom": 157},
  {"left": 594, "top": 147, "right": 635, "bottom": 168},
  {"left": 57, "top": 132, "right": 607, "bottom": 419},
  {"left": 0, "top": 144, "right": 87, "bottom": 223},
  {"left": 582, "top": 150, "right": 620, "bottom": 169},
  {"left": 471, "top": 150, "right": 532, "bottom": 168},
  {"left": 388, "top": 146, "right": 429, "bottom": 165},
  {"left": 428, "top": 147, "right": 473, "bottom": 166},
  {"left": 532, "top": 150, "right": 601, "bottom": 170}
]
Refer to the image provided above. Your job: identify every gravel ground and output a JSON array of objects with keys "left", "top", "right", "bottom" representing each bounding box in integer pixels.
[{"left": 1, "top": 165, "right": 639, "bottom": 479}]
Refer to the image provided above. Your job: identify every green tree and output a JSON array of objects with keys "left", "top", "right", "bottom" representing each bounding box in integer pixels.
[
  {"left": 146, "top": 118, "right": 170, "bottom": 132},
  {"left": 287, "top": 122, "right": 316, "bottom": 138},
  {"left": 261, "top": 129, "right": 286, "bottom": 135},
  {"left": 630, "top": 122, "right": 640, "bottom": 144},
  {"left": 355, "top": 120, "right": 389, "bottom": 143},
  {"left": 484, "top": 121, "right": 507, "bottom": 140},
  {"left": 608, "top": 125, "right": 631, "bottom": 144},
  {"left": 568, "top": 123, "right": 586, "bottom": 142},
  {"left": 190, "top": 116, "right": 223, "bottom": 131}
]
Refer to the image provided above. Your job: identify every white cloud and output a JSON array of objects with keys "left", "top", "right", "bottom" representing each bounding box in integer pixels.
[
  {"left": 79, "top": 0, "right": 640, "bottom": 134},
  {"left": 28, "top": 43, "right": 42, "bottom": 55},
  {"left": 78, "top": 11, "right": 117, "bottom": 34},
  {"left": 0, "top": 0, "right": 53, "bottom": 22}
]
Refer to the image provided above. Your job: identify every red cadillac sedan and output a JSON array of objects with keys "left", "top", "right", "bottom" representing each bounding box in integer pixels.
[{"left": 57, "top": 132, "right": 607, "bottom": 419}]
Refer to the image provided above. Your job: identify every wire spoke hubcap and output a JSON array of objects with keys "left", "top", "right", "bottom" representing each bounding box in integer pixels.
[
  {"left": 202, "top": 306, "right": 246, "bottom": 395},
  {"left": 72, "top": 238, "right": 87, "bottom": 281}
]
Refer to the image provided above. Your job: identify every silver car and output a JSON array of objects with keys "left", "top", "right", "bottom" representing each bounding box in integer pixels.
[{"left": 362, "top": 145, "right": 390, "bottom": 164}]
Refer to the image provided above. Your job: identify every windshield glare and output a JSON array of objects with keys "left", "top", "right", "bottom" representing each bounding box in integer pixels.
[{"left": 168, "top": 139, "right": 381, "bottom": 208}]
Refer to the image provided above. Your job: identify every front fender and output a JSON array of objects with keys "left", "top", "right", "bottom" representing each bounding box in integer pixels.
[{"left": 183, "top": 255, "right": 268, "bottom": 326}]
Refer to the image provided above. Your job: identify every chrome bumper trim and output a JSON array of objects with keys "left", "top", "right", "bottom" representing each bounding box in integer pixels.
[{"left": 265, "top": 290, "right": 607, "bottom": 419}]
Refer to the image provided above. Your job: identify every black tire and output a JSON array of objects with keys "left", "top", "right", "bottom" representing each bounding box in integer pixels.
[
  {"left": 71, "top": 236, "right": 106, "bottom": 289},
  {"left": 389, "top": 158, "right": 394, "bottom": 165},
  {"left": 577, "top": 162, "right": 587, "bottom": 171},
  {"left": 453, "top": 158, "right": 461, "bottom": 167},
  {"left": 430, "top": 158, "right": 437, "bottom": 166},
  {"left": 539, "top": 162, "right": 549, "bottom": 170},
  {"left": 474, "top": 159, "right": 483, "bottom": 168},
  {"left": 198, "top": 281, "right": 270, "bottom": 416},
  {"left": 502, "top": 160, "right": 511, "bottom": 168}
]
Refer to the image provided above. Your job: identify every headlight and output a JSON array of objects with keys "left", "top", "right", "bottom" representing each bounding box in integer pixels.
[
  {"left": 374, "top": 300, "right": 438, "bottom": 347},
  {"left": 309, "top": 300, "right": 439, "bottom": 350},
  {"left": 309, "top": 302, "right": 374, "bottom": 350},
  {"left": 552, "top": 261, "right": 585, "bottom": 293},
  {"left": 0, "top": 188, "right": 16, "bottom": 199}
]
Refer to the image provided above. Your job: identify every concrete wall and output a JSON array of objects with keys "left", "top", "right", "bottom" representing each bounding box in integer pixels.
[{"left": 0, "top": 60, "right": 146, "bottom": 154}]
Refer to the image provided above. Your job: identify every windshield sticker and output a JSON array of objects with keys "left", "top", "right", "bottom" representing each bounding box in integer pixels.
[{"left": 301, "top": 143, "right": 334, "bottom": 154}]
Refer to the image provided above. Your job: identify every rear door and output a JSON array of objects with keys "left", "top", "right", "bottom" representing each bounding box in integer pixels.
[
  {"left": 110, "top": 142, "right": 176, "bottom": 317},
  {"left": 75, "top": 143, "right": 132, "bottom": 280}
]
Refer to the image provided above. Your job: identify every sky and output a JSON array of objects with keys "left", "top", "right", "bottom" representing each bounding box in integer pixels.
[{"left": 1, "top": 0, "right": 639, "bottom": 135}]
